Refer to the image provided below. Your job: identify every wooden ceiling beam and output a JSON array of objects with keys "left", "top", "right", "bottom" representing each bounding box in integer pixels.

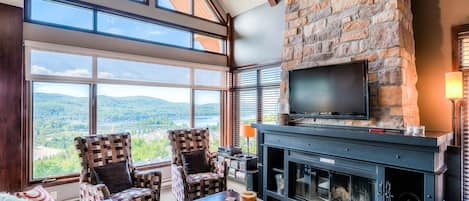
[{"left": 268, "top": 0, "right": 278, "bottom": 6}]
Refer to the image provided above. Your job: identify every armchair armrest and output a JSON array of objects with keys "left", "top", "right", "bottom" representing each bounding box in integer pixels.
[
  {"left": 133, "top": 169, "right": 162, "bottom": 192},
  {"left": 80, "top": 182, "right": 111, "bottom": 201},
  {"left": 209, "top": 152, "right": 227, "bottom": 176},
  {"left": 171, "top": 164, "right": 189, "bottom": 201}
]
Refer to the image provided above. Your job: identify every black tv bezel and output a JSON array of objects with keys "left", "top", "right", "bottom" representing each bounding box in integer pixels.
[{"left": 288, "top": 60, "right": 370, "bottom": 120}]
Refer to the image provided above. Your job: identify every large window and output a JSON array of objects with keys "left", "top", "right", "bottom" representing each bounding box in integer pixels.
[
  {"left": 26, "top": 41, "right": 227, "bottom": 180},
  {"left": 158, "top": 0, "right": 191, "bottom": 14},
  {"left": 32, "top": 82, "right": 89, "bottom": 179},
  {"left": 26, "top": 0, "right": 226, "bottom": 54},
  {"left": 238, "top": 90, "right": 258, "bottom": 154},
  {"left": 97, "top": 12, "right": 192, "bottom": 48},
  {"left": 30, "top": 49, "right": 93, "bottom": 78},
  {"left": 195, "top": 90, "right": 221, "bottom": 152},
  {"left": 97, "top": 57, "right": 191, "bottom": 84},
  {"left": 234, "top": 65, "right": 281, "bottom": 154},
  {"left": 30, "top": 0, "right": 93, "bottom": 30},
  {"left": 97, "top": 85, "right": 190, "bottom": 165},
  {"left": 156, "top": 0, "right": 221, "bottom": 23},
  {"left": 194, "top": 34, "right": 225, "bottom": 54}
]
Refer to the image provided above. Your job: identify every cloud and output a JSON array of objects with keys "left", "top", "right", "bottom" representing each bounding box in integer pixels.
[
  {"left": 149, "top": 30, "right": 163, "bottom": 35},
  {"left": 31, "top": 65, "right": 91, "bottom": 77},
  {"left": 98, "top": 71, "right": 114, "bottom": 79},
  {"left": 103, "top": 27, "right": 124, "bottom": 35},
  {"left": 62, "top": 69, "right": 91, "bottom": 77},
  {"left": 31, "top": 65, "right": 52, "bottom": 75}
]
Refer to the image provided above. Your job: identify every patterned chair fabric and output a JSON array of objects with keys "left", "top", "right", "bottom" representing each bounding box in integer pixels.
[
  {"left": 168, "top": 128, "right": 227, "bottom": 201},
  {"left": 75, "top": 133, "right": 162, "bottom": 201}
]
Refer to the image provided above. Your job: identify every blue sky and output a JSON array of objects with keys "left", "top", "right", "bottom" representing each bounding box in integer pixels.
[
  {"left": 31, "top": 50, "right": 220, "bottom": 104},
  {"left": 30, "top": 0, "right": 218, "bottom": 104},
  {"left": 32, "top": 0, "right": 204, "bottom": 48},
  {"left": 34, "top": 82, "right": 220, "bottom": 104}
]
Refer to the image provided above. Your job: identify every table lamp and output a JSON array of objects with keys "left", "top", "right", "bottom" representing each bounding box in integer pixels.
[
  {"left": 242, "top": 124, "right": 256, "bottom": 156},
  {"left": 445, "top": 71, "right": 463, "bottom": 145}
]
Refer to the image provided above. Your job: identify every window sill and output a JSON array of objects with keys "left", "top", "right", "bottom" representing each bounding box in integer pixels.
[
  {"left": 29, "top": 174, "right": 80, "bottom": 188},
  {"left": 135, "top": 160, "right": 171, "bottom": 171},
  {"left": 28, "top": 161, "right": 172, "bottom": 188}
]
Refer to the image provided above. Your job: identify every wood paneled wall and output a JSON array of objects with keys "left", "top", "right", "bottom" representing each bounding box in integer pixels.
[{"left": 0, "top": 3, "right": 24, "bottom": 192}]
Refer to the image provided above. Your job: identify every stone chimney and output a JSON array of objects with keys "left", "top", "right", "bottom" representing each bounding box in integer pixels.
[{"left": 281, "top": 0, "right": 419, "bottom": 128}]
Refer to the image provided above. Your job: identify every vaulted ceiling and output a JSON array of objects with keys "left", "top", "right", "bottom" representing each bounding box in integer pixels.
[{"left": 216, "top": 0, "right": 267, "bottom": 16}]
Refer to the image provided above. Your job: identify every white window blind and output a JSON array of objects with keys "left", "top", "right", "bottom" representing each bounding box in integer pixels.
[
  {"left": 463, "top": 71, "right": 469, "bottom": 200},
  {"left": 233, "top": 65, "right": 281, "bottom": 151},
  {"left": 261, "top": 67, "right": 282, "bottom": 85},
  {"left": 237, "top": 69, "right": 257, "bottom": 87},
  {"left": 262, "top": 87, "right": 280, "bottom": 123},
  {"left": 459, "top": 32, "right": 469, "bottom": 68},
  {"left": 461, "top": 31, "right": 469, "bottom": 200}
]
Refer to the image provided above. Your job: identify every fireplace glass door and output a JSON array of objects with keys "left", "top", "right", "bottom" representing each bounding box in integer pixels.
[{"left": 288, "top": 162, "right": 374, "bottom": 201}]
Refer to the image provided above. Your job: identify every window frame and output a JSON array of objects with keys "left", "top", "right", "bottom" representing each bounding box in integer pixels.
[
  {"left": 155, "top": 0, "right": 225, "bottom": 24},
  {"left": 25, "top": 0, "right": 227, "bottom": 55},
  {"left": 453, "top": 23, "right": 469, "bottom": 201},
  {"left": 193, "top": 89, "right": 223, "bottom": 152},
  {"left": 29, "top": 81, "right": 92, "bottom": 182},
  {"left": 129, "top": 0, "right": 150, "bottom": 5},
  {"left": 25, "top": 41, "right": 228, "bottom": 184},
  {"left": 233, "top": 62, "right": 282, "bottom": 153}
]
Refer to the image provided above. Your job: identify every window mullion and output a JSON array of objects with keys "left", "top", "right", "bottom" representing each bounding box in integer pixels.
[
  {"left": 257, "top": 69, "right": 262, "bottom": 123},
  {"left": 93, "top": 9, "right": 97, "bottom": 32},
  {"left": 191, "top": 0, "right": 194, "bottom": 15},
  {"left": 191, "top": 32, "right": 195, "bottom": 49},
  {"left": 191, "top": 89, "right": 195, "bottom": 128},
  {"left": 90, "top": 84, "right": 97, "bottom": 135}
]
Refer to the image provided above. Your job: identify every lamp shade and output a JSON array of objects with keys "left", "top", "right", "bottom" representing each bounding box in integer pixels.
[
  {"left": 241, "top": 124, "right": 256, "bottom": 138},
  {"left": 445, "top": 72, "right": 463, "bottom": 99}
]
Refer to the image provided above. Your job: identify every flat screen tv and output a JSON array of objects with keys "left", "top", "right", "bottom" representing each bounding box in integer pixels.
[{"left": 289, "top": 60, "right": 369, "bottom": 120}]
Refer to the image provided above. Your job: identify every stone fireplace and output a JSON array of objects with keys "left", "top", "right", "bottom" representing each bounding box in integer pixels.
[{"left": 280, "top": 0, "right": 419, "bottom": 128}]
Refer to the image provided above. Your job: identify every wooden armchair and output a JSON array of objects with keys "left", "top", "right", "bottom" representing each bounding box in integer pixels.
[
  {"left": 75, "top": 133, "right": 162, "bottom": 201},
  {"left": 168, "top": 128, "right": 227, "bottom": 201}
]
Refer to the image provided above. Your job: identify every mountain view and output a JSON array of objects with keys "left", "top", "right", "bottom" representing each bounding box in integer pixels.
[{"left": 33, "top": 92, "right": 220, "bottom": 179}]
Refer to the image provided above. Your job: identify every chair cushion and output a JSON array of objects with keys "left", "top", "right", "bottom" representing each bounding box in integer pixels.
[
  {"left": 110, "top": 187, "right": 152, "bottom": 201},
  {"left": 186, "top": 172, "right": 223, "bottom": 184},
  {"left": 15, "top": 185, "right": 55, "bottom": 201},
  {"left": 93, "top": 160, "right": 133, "bottom": 194},
  {"left": 181, "top": 149, "right": 210, "bottom": 174}
]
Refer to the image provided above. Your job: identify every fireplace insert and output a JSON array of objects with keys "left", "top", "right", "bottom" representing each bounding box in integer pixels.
[{"left": 288, "top": 162, "right": 374, "bottom": 201}]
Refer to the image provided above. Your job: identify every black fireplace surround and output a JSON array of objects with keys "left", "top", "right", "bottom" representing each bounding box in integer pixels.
[{"left": 253, "top": 124, "right": 452, "bottom": 201}]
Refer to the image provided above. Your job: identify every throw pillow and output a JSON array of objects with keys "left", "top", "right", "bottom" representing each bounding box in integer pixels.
[
  {"left": 181, "top": 149, "right": 211, "bottom": 174},
  {"left": 15, "top": 186, "right": 54, "bottom": 201},
  {"left": 92, "top": 160, "right": 133, "bottom": 194}
]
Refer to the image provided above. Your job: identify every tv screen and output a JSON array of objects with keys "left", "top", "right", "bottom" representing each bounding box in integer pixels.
[{"left": 289, "top": 61, "right": 369, "bottom": 119}]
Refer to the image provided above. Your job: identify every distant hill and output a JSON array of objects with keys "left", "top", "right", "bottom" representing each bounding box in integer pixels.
[{"left": 34, "top": 93, "right": 219, "bottom": 122}]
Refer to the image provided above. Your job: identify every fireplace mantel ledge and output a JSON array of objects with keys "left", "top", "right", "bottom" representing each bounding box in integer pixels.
[{"left": 252, "top": 124, "right": 452, "bottom": 150}]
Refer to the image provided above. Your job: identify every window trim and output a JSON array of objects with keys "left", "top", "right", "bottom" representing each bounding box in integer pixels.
[
  {"left": 25, "top": 41, "right": 228, "bottom": 184},
  {"left": 28, "top": 80, "right": 92, "bottom": 183},
  {"left": 25, "top": 0, "right": 227, "bottom": 55},
  {"left": 155, "top": 0, "right": 225, "bottom": 25}
]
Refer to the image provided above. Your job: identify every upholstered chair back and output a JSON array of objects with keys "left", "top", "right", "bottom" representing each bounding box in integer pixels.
[
  {"left": 75, "top": 133, "right": 133, "bottom": 184},
  {"left": 168, "top": 128, "right": 210, "bottom": 166}
]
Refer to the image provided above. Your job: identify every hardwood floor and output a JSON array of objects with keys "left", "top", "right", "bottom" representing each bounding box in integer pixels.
[{"left": 160, "top": 180, "right": 247, "bottom": 201}]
